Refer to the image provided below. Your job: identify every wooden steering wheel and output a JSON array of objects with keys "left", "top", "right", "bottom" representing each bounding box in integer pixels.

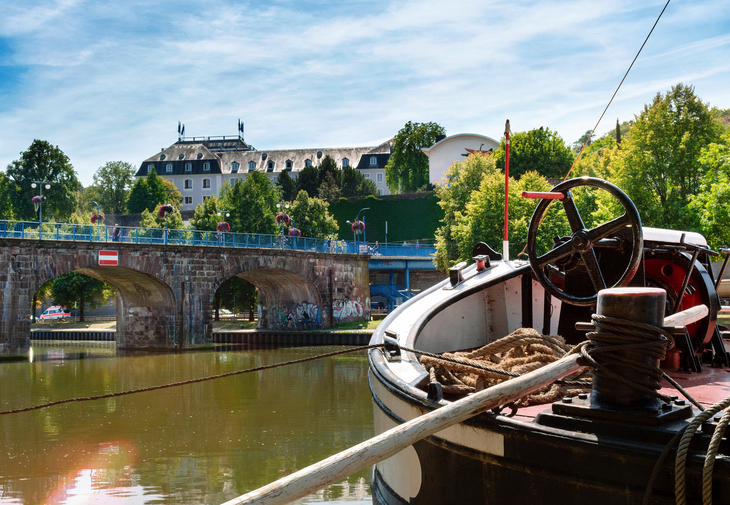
[{"left": 525, "top": 177, "right": 643, "bottom": 306}]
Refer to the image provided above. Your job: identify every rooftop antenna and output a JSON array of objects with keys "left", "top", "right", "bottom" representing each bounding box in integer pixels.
[{"left": 238, "top": 119, "right": 244, "bottom": 139}]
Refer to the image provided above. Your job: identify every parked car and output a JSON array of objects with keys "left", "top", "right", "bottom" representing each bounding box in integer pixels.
[{"left": 39, "top": 306, "right": 71, "bottom": 320}]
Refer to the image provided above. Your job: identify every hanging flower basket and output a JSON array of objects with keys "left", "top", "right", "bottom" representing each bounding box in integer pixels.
[
  {"left": 351, "top": 220, "right": 365, "bottom": 233},
  {"left": 276, "top": 212, "right": 291, "bottom": 225},
  {"left": 288, "top": 228, "right": 301, "bottom": 237},
  {"left": 32, "top": 195, "right": 45, "bottom": 212},
  {"left": 158, "top": 204, "right": 175, "bottom": 218},
  {"left": 91, "top": 213, "right": 105, "bottom": 224},
  {"left": 217, "top": 222, "right": 230, "bottom": 233}
]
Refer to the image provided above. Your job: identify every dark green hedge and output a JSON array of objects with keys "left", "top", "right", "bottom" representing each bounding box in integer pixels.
[{"left": 329, "top": 192, "right": 443, "bottom": 243}]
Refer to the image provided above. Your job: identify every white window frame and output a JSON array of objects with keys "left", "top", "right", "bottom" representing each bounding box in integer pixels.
[
  {"left": 232, "top": 162, "right": 239, "bottom": 173},
  {"left": 267, "top": 161, "right": 275, "bottom": 171},
  {"left": 166, "top": 163, "right": 173, "bottom": 173},
  {"left": 185, "top": 162, "right": 192, "bottom": 172},
  {"left": 370, "top": 156, "right": 377, "bottom": 166},
  {"left": 184, "top": 179, "right": 193, "bottom": 190},
  {"left": 203, "top": 161, "right": 210, "bottom": 171},
  {"left": 342, "top": 158, "right": 349, "bottom": 167},
  {"left": 147, "top": 164, "right": 155, "bottom": 173},
  {"left": 286, "top": 160, "right": 293, "bottom": 170},
  {"left": 248, "top": 161, "right": 256, "bottom": 172},
  {"left": 203, "top": 178, "right": 211, "bottom": 189},
  {"left": 304, "top": 159, "right": 312, "bottom": 168},
  {"left": 184, "top": 196, "right": 193, "bottom": 205},
  {"left": 377, "top": 173, "right": 383, "bottom": 182},
  {"left": 364, "top": 173, "right": 371, "bottom": 179}
]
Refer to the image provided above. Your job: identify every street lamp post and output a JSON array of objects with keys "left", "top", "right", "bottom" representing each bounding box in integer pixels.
[
  {"left": 31, "top": 180, "right": 51, "bottom": 239},
  {"left": 355, "top": 207, "right": 370, "bottom": 244},
  {"left": 276, "top": 203, "right": 290, "bottom": 248},
  {"left": 217, "top": 209, "right": 230, "bottom": 245}
]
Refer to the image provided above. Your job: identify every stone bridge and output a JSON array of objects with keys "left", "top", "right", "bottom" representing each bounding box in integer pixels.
[{"left": 0, "top": 238, "right": 370, "bottom": 356}]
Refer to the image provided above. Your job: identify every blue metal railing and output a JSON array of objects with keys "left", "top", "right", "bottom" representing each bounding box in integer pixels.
[
  {"left": 0, "top": 219, "right": 437, "bottom": 258},
  {"left": 370, "top": 283, "right": 413, "bottom": 302}
]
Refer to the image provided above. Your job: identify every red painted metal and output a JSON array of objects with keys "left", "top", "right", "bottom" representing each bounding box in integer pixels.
[{"left": 521, "top": 191, "right": 565, "bottom": 200}]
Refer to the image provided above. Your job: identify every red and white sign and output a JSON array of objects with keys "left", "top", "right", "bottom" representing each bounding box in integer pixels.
[{"left": 99, "top": 250, "right": 119, "bottom": 266}]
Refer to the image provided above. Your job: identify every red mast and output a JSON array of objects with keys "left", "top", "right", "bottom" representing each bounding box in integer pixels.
[{"left": 504, "top": 119, "right": 511, "bottom": 261}]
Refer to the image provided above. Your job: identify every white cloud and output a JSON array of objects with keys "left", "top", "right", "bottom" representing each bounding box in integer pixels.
[{"left": 0, "top": 0, "right": 728, "bottom": 185}]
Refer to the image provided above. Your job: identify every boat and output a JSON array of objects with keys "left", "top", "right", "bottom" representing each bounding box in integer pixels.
[{"left": 367, "top": 177, "right": 730, "bottom": 504}]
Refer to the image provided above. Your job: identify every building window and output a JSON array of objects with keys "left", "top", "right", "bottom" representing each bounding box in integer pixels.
[
  {"left": 370, "top": 156, "right": 377, "bottom": 166},
  {"left": 166, "top": 163, "right": 173, "bottom": 173},
  {"left": 147, "top": 164, "right": 155, "bottom": 173},
  {"left": 342, "top": 158, "right": 349, "bottom": 167},
  {"left": 248, "top": 161, "right": 256, "bottom": 172},
  {"left": 184, "top": 179, "right": 192, "bottom": 190},
  {"left": 267, "top": 161, "right": 274, "bottom": 171},
  {"left": 203, "top": 162, "right": 210, "bottom": 171},
  {"left": 160, "top": 154, "right": 166, "bottom": 161},
  {"left": 377, "top": 173, "right": 383, "bottom": 182},
  {"left": 184, "top": 196, "right": 193, "bottom": 205},
  {"left": 185, "top": 162, "right": 192, "bottom": 172},
  {"left": 197, "top": 153, "right": 203, "bottom": 159},
  {"left": 178, "top": 153, "right": 184, "bottom": 160},
  {"left": 317, "top": 150, "right": 322, "bottom": 159},
  {"left": 286, "top": 160, "right": 293, "bottom": 170},
  {"left": 364, "top": 173, "right": 371, "bottom": 179},
  {"left": 203, "top": 195, "right": 210, "bottom": 202},
  {"left": 203, "top": 179, "right": 211, "bottom": 189},
  {"left": 304, "top": 159, "right": 312, "bottom": 168},
  {"left": 232, "top": 162, "right": 239, "bottom": 173}
]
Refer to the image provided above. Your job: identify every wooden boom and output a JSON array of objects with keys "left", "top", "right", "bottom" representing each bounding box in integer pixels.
[{"left": 221, "top": 353, "right": 586, "bottom": 505}]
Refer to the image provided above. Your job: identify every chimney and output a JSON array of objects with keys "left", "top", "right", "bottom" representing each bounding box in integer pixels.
[{"left": 435, "top": 134, "right": 446, "bottom": 143}]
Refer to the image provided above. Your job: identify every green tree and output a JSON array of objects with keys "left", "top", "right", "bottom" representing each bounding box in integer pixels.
[
  {"left": 385, "top": 121, "right": 445, "bottom": 193},
  {"left": 32, "top": 280, "right": 53, "bottom": 322},
  {"left": 223, "top": 172, "right": 279, "bottom": 234},
  {"left": 127, "top": 169, "right": 168, "bottom": 213},
  {"left": 341, "top": 166, "right": 377, "bottom": 197},
  {"left": 494, "top": 126, "right": 574, "bottom": 180},
  {"left": 6, "top": 140, "right": 82, "bottom": 221},
  {"left": 572, "top": 130, "right": 595, "bottom": 154},
  {"left": 140, "top": 205, "right": 185, "bottom": 230},
  {"left": 190, "top": 194, "right": 222, "bottom": 231},
  {"left": 452, "top": 171, "right": 570, "bottom": 264},
  {"left": 51, "top": 272, "right": 111, "bottom": 322},
  {"left": 0, "top": 172, "right": 14, "bottom": 219},
  {"left": 689, "top": 129, "right": 730, "bottom": 248},
  {"left": 289, "top": 190, "right": 339, "bottom": 239},
  {"left": 92, "top": 161, "right": 136, "bottom": 214},
  {"left": 318, "top": 155, "right": 341, "bottom": 187},
  {"left": 277, "top": 170, "right": 297, "bottom": 201},
  {"left": 296, "top": 164, "right": 320, "bottom": 197},
  {"left": 434, "top": 153, "right": 499, "bottom": 270},
  {"left": 317, "top": 172, "right": 341, "bottom": 201},
  {"left": 607, "top": 83, "right": 723, "bottom": 229}
]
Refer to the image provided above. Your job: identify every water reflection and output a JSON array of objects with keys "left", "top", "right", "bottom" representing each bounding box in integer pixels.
[{"left": 0, "top": 344, "right": 374, "bottom": 504}]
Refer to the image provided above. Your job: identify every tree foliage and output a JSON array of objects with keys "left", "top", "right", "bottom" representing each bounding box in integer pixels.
[
  {"left": 494, "top": 127, "right": 574, "bottom": 180},
  {"left": 216, "top": 276, "right": 257, "bottom": 321},
  {"left": 276, "top": 170, "right": 297, "bottom": 201},
  {"left": 127, "top": 168, "right": 169, "bottom": 214},
  {"left": 385, "top": 121, "right": 445, "bottom": 193},
  {"left": 296, "top": 164, "right": 320, "bottom": 198},
  {"left": 289, "top": 190, "right": 339, "bottom": 239},
  {"left": 190, "top": 193, "right": 222, "bottom": 231},
  {"left": 6, "top": 140, "right": 81, "bottom": 221},
  {"left": 434, "top": 153, "right": 499, "bottom": 269},
  {"left": 224, "top": 172, "right": 279, "bottom": 234},
  {"left": 51, "top": 272, "right": 111, "bottom": 322},
  {"left": 606, "top": 83, "right": 722, "bottom": 230},
  {"left": 92, "top": 161, "right": 136, "bottom": 214},
  {"left": 0, "top": 172, "right": 14, "bottom": 219},
  {"left": 689, "top": 129, "right": 730, "bottom": 248},
  {"left": 341, "top": 166, "right": 377, "bottom": 197}
]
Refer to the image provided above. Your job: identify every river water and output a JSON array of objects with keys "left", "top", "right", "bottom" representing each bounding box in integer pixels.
[{"left": 0, "top": 343, "right": 374, "bottom": 505}]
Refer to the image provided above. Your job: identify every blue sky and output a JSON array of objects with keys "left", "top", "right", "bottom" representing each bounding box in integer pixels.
[{"left": 1, "top": 0, "right": 728, "bottom": 186}]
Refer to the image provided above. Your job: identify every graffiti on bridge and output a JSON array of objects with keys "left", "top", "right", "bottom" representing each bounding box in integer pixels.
[{"left": 332, "top": 299, "right": 364, "bottom": 323}]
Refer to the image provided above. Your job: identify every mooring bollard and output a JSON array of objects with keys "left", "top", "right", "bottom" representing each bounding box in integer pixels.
[{"left": 591, "top": 287, "right": 666, "bottom": 411}]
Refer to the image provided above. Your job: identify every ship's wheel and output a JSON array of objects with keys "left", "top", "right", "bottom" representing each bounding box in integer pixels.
[{"left": 526, "top": 177, "right": 643, "bottom": 306}]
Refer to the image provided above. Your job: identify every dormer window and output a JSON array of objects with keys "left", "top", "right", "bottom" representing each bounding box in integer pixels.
[
  {"left": 370, "top": 156, "right": 377, "bottom": 166},
  {"left": 317, "top": 150, "right": 322, "bottom": 159},
  {"left": 285, "top": 160, "right": 293, "bottom": 170},
  {"left": 267, "top": 161, "right": 275, "bottom": 172},
  {"left": 248, "top": 161, "right": 256, "bottom": 172},
  {"left": 197, "top": 153, "right": 203, "bottom": 159},
  {"left": 178, "top": 153, "right": 184, "bottom": 160},
  {"left": 232, "top": 162, "right": 239, "bottom": 173},
  {"left": 304, "top": 159, "right": 312, "bottom": 168},
  {"left": 203, "top": 162, "right": 210, "bottom": 171},
  {"left": 342, "top": 158, "right": 349, "bottom": 167},
  {"left": 166, "top": 163, "right": 173, "bottom": 173},
  {"left": 147, "top": 164, "right": 155, "bottom": 173},
  {"left": 185, "top": 162, "right": 192, "bottom": 172},
  {"left": 160, "top": 154, "right": 166, "bottom": 161}
]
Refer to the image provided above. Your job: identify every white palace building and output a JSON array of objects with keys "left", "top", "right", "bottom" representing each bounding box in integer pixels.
[{"left": 136, "top": 134, "right": 394, "bottom": 212}]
